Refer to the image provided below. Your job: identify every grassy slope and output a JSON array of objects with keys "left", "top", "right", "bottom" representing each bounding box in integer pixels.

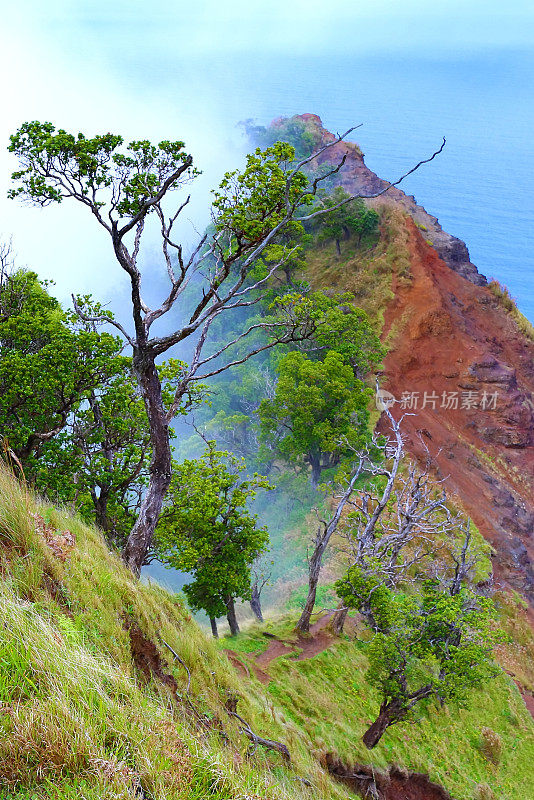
[
  {"left": 2, "top": 464, "right": 533, "bottom": 800},
  {"left": 222, "top": 617, "right": 534, "bottom": 800},
  {"left": 0, "top": 467, "right": 350, "bottom": 800}
]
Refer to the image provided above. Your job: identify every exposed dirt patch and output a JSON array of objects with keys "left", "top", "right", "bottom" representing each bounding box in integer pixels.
[
  {"left": 124, "top": 618, "right": 179, "bottom": 694},
  {"left": 254, "top": 614, "right": 335, "bottom": 668},
  {"left": 323, "top": 752, "right": 455, "bottom": 800},
  {"left": 255, "top": 639, "right": 295, "bottom": 667},
  {"left": 515, "top": 681, "right": 534, "bottom": 720},
  {"left": 295, "top": 630, "right": 333, "bottom": 660},
  {"left": 377, "top": 218, "right": 534, "bottom": 603},
  {"left": 223, "top": 649, "right": 271, "bottom": 684}
]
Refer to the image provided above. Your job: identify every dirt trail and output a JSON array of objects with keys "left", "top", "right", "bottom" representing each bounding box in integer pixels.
[
  {"left": 224, "top": 649, "right": 270, "bottom": 685},
  {"left": 255, "top": 613, "right": 335, "bottom": 667},
  {"left": 223, "top": 614, "right": 336, "bottom": 682}
]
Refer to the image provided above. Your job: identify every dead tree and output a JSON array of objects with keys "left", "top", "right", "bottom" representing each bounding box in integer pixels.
[
  {"left": 337, "top": 413, "right": 467, "bottom": 633},
  {"left": 9, "top": 121, "right": 445, "bottom": 576},
  {"left": 250, "top": 558, "right": 271, "bottom": 623},
  {"left": 295, "top": 452, "right": 367, "bottom": 633}
]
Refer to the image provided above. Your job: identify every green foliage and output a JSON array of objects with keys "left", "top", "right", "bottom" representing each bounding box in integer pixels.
[
  {"left": 8, "top": 122, "right": 196, "bottom": 218},
  {"left": 287, "top": 290, "right": 385, "bottom": 375},
  {"left": 212, "top": 141, "right": 311, "bottom": 260},
  {"left": 0, "top": 271, "right": 121, "bottom": 467},
  {"left": 155, "top": 442, "right": 271, "bottom": 619},
  {"left": 308, "top": 188, "right": 380, "bottom": 254},
  {"left": 259, "top": 350, "right": 372, "bottom": 484},
  {"left": 32, "top": 358, "right": 204, "bottom": 550},
  {"left": 241, "top": 117, "right": 324, "bottom": 160},
  {"left": 337, "top": 572, "right": 503, "bottom": 737}
]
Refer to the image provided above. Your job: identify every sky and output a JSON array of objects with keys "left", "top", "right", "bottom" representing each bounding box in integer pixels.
[{"left": 1, "top": 1, "right": 533, "bottom": 303}]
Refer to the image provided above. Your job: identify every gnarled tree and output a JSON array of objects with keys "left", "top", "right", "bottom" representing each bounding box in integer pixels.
[{"left": 8, "top": 122, "right": 444, "bottom": 574}]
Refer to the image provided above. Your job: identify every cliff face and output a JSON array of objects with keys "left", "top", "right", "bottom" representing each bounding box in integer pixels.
[{"left": 291, "top": 114, "right": 534, "bottom": 602}]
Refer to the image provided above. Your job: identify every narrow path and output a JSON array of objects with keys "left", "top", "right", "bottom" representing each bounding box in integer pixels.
[
  {"left": 223, "top": 614, "right": 337, "bottom": 683},
  {"left": 224, "top": 649, "right": 270, "bottom": 685},
  {"left": 255, "top": 612, "right": 335, "bottom": 667}
]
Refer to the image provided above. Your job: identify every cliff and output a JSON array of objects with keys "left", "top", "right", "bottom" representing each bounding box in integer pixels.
[{"left": 284, "top": 114, "right": 534, "bottom": 604}]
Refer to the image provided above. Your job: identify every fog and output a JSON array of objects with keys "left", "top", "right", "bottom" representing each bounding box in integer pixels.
[{"left": 2, "top": 1, "right": 533, "bottom": 304}]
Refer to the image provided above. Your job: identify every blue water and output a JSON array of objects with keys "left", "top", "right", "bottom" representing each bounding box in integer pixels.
[{"left": 173, "top": 50, "right": 534, "bottom": 322}]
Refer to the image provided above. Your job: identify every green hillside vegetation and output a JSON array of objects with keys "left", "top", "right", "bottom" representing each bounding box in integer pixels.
[
  {"left": 0, "top": 466, "right": 533, "bottom": 800},
  {"left": 224, "top": 616, "right": 534, "bottom": 800}
]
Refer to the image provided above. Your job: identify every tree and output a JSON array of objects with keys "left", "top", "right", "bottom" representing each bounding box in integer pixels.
[
  {"left": 309, "top": 188, "right": 380, "bottom": 255},
  {"left": 296, "top": 408, "right": 468, "bottom": 634},
  {"left": 0, "top": 269, "right": 120, "bottom": 471},
  {"left": 154, "top": 441, "right": 270, "bottom": 636},
  {"left": 8, "top": 121, "right": 444, "bottom": 574},
  {"left": 249, "top": 556, "right": 272, "bottom": 622},
  {"left": 337, "top": 572, "right": 501, "bottom": 748},
  {"left": 259, "top": 350, "right": 372, "bottom": 487},
  {"left": 33, "top": 357, "right": 203, "bottom": 551}
]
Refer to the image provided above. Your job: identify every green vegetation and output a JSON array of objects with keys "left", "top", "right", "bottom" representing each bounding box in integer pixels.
[
  {"left": 309, "top": 188, "right": 380, "bottom": 255},
  {"left": 0, "top": 465, "right": 531, "bottom": 798},
  {"left": 155, "top": 442, "right": 270, "bottom": 634},
  {"left": 337, "top": 575, "right": 502, "bottom": 747},
  {"left": 487, "top": 279, "right": 534, "bottom": 341},
  {"left": 230, "top": 616, "right": 534, "bottom": 800},
  {"left": 259, "top": 350, "right": 372, "bottom": 487}
]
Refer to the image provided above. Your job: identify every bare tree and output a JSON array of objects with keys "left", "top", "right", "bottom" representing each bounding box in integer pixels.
[
  {"left": 295, "top": 452, "right": 367, "bottom": 633},
  {"left": 297, "top": 405, "right": 468, "bottom": 635},
  {"left": 8, "top": 122, "right": 445, "bottom": 575},
  {"left": 250, "top": 557, "right": 272, "bottom": 622},
  {"left": 335, "top": 415, "right": 469, "bottom": 633}
]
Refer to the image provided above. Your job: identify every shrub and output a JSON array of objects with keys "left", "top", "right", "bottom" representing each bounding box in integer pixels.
[{"left": 479, "top": 727, "right": 502, "bottom": 765}]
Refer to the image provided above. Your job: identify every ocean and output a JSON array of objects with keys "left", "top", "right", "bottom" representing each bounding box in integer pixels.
[{"left": 179, "top": 48, "right": 534, "bottom": 322}]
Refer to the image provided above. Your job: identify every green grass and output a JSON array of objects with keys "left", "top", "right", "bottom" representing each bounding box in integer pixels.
[
  {"left": 233, "top": 618, "right": 534, "bottom": 800},
  {"left": 0, "top": 466, "right": 350, "bottom": 800},
  {"left": 0, "top": 464, "right": 533, "bottom": 800}
]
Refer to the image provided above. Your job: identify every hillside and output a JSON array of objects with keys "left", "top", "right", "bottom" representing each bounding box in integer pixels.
[
  {"left": 276, "top": 114, "right": 534, "bottom": 605},
  {"left": 1, "top": 467, "right": 533, "bottom": 800}
]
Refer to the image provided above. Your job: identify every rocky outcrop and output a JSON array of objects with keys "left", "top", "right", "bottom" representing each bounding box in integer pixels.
[{"left": 377, "top": 218, "right": 534, "bottom": 602}]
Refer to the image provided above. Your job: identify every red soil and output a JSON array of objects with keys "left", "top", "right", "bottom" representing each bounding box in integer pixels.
[
  {"left": 287, "top": 113, "right": 534, "bottom": 603},
  {"left": 379, "top": 218, "right": 534, "bottom": 602}
]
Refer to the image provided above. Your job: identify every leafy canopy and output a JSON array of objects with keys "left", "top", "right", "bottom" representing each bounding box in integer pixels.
[
  {"left": 259, "top": 349, "right": 372, "bottom": 481},
  {"left": 337, "top": 570, "right": 503, "bottom": 722},
  {"left": 155, "top": 442, "right": 270, "bottom": 619},
  {"left": 0, "top": 271, "right": 121, "bottom": 466},
  {"left": 8, "top": 121, "right": 195, "bottom": 218}
]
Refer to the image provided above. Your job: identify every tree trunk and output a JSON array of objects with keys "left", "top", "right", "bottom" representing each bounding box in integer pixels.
[
  {"left": 362, "top": 699, "right": 405, "bottom": 749},
  {"left": 225, "top": 596, "right": 240, "bottom": 636},
  {"left": 250, "top": 582, "right": 264, "bottom": 623},
  {"left": 296, "top": 544, "right": 324, "bottom": 633},
  {"left": 309, "top": 454, "right": 322, "bottom": 489},
  {"left": 123, "top": 351, "right": 172, "bottom": 577},
  {"left": 335, "top": 238, "right": 341, "bottom": 256},
  {"left": 330, "top": 603, "right": 348, "bottom": 635},
  {"left": 210, "top": 617, "right": 219, "bottom": 638}
]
